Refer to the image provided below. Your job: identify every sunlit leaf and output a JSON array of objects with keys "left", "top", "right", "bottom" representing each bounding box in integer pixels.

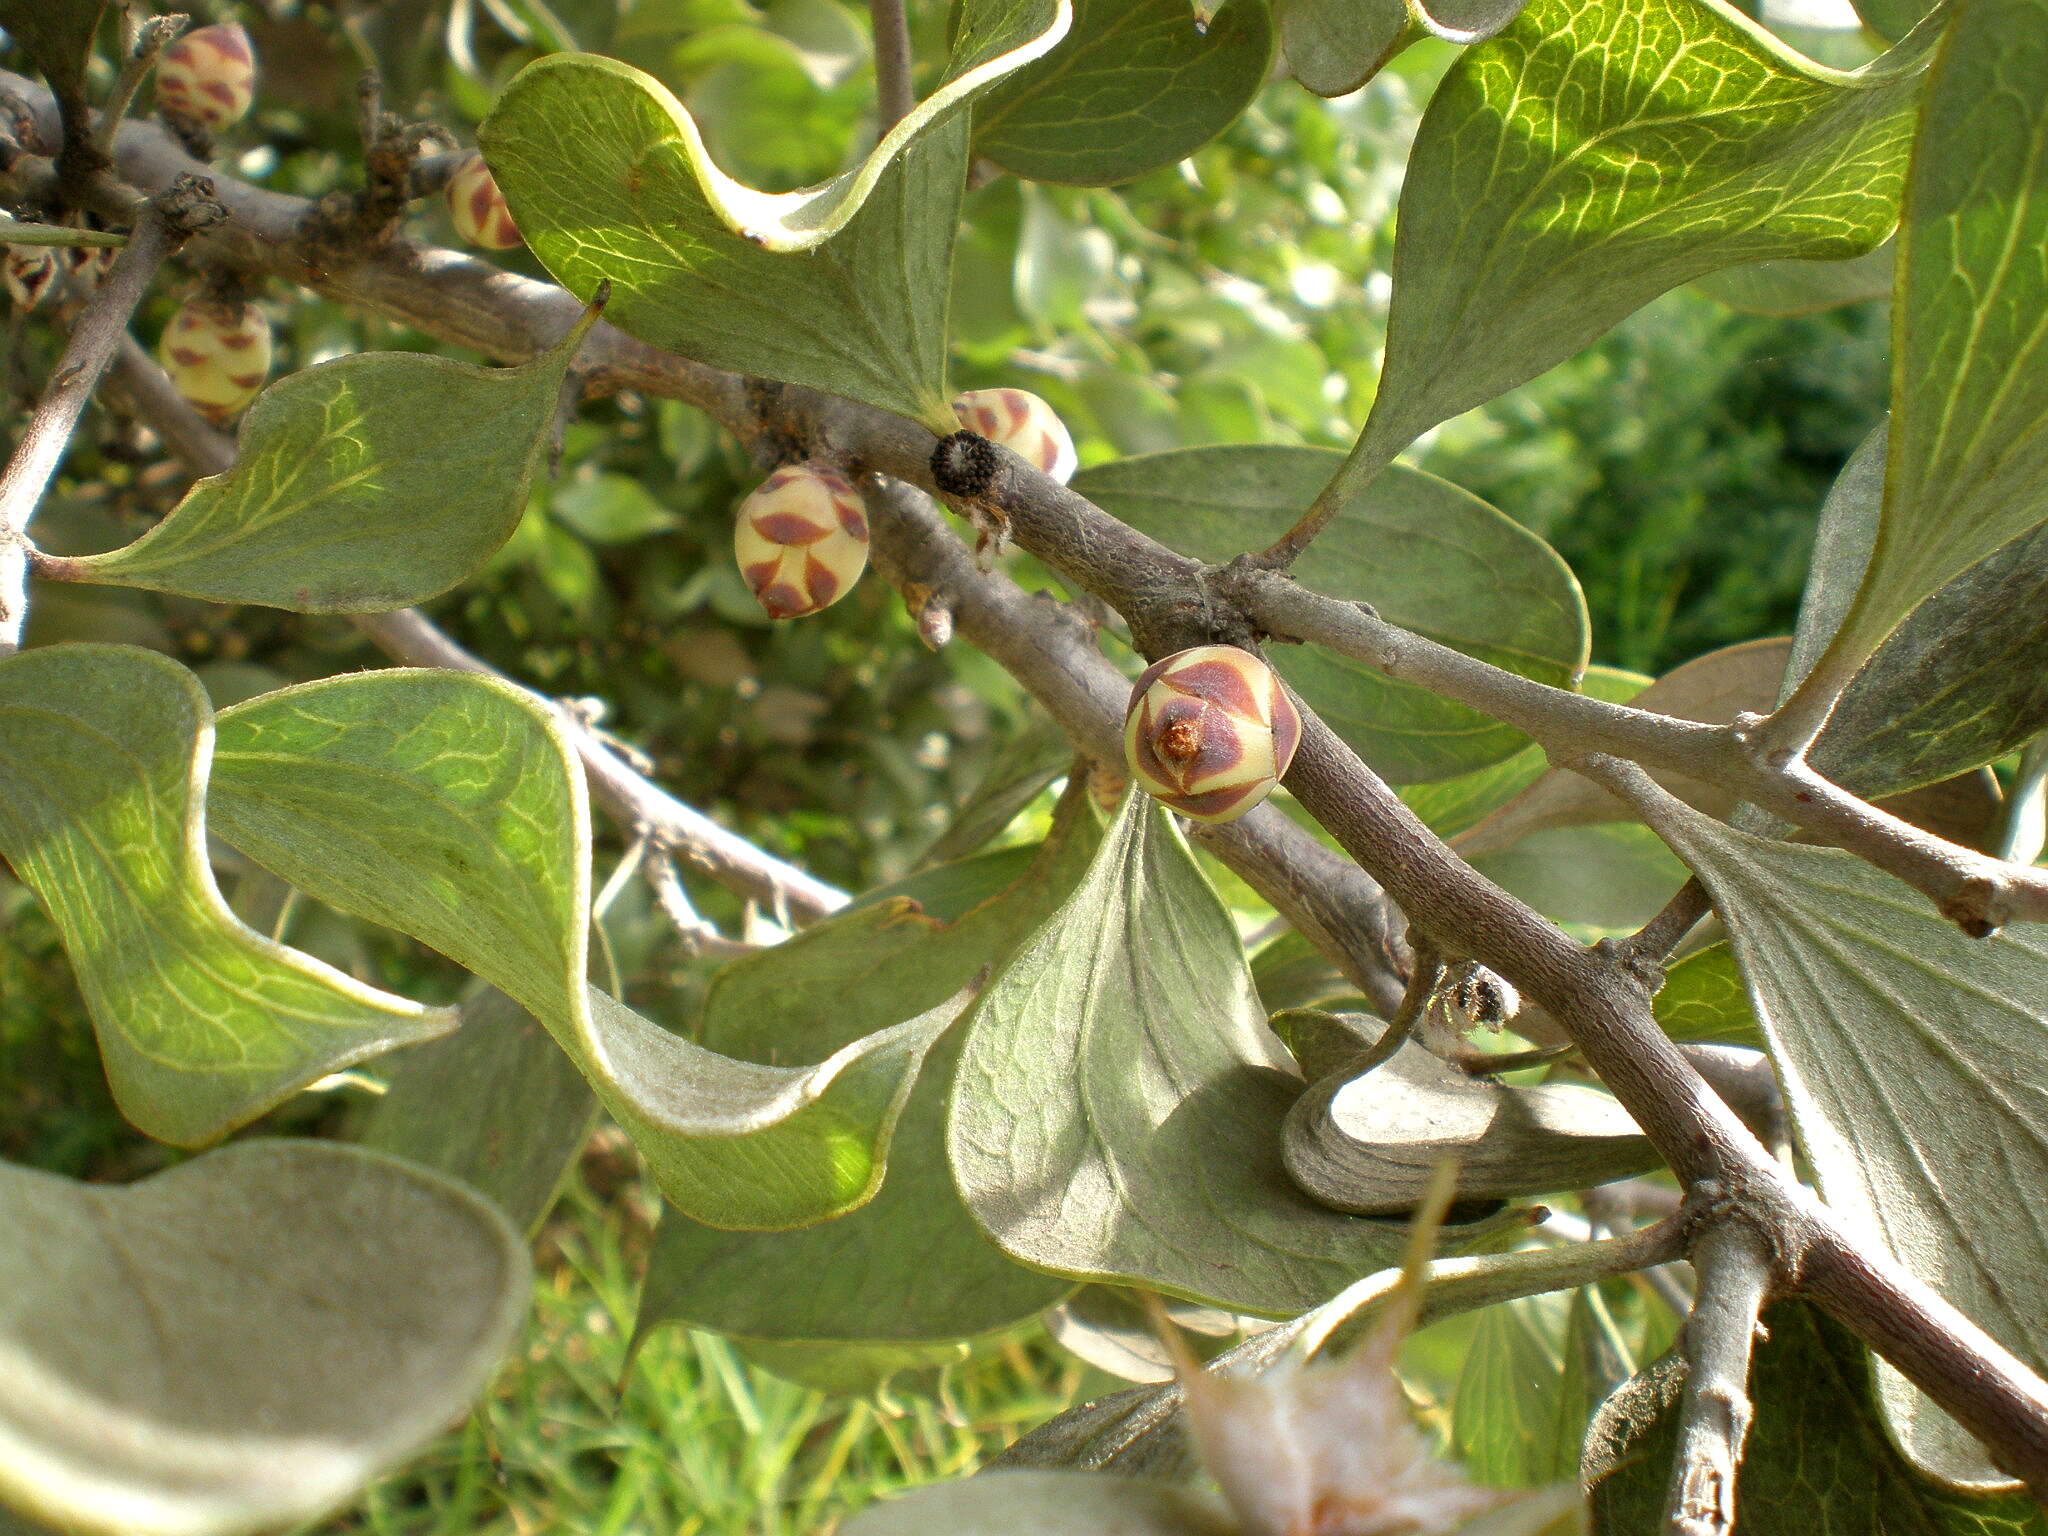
[
  {"left": 0, "top": 1140, "right": 527, "bottom": 1536},
  {"left": 949, "top": 792, "right": 1508, "bottom": 1314},
  {"left": 1587, "top": 1303, "right": 2048, "bottom": 1533},
  {"left": 1332, "top": 0, "right": 1935, "bottom": 498},
  {"left": 47, "top": 312, "right": 592, "bottom": 611},
  {"left": 1642, "top": 795, "right": 2048, "bottom": 1485},
  {"left": 206, "top": 669, "right": 960, "bottom": 1230},
  {"left": 480, "top": 1, "right": 1073, "bottom": 426},
  {"left": 1075, "top": 446, "right": 1588, "bottom": 784},
  {"left": 0, "top": 645, "right": 451, "bottom": 1147},
  {"left": 1651, "top": 943, "right": 1763, "bottom": 1050},
  {"left": 973, "top": 0, "right": 1273, "bottom": 186}
]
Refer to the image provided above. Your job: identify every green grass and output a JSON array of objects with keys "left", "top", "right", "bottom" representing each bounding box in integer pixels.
[{"left": 297, "top": 1147, "right": 1087, "bottom": 1536}]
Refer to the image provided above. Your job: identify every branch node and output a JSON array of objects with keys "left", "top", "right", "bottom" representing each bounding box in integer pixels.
[{"left": 930, "top": 428, "right": 1000, "bottom": 498}]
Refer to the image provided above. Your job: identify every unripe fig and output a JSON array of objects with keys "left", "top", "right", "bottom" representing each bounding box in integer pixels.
[
  {"left": 446, "top": 153, "right": 522, "bottom": 250},
  {"left": 950, "top": 388, "right": 1077, "bottom": 484},
  {"left": 1124, "top": 645, "right": 1301, "bottom": 824},
  {"left": 3, "top": 246, "right": 57, "bottom": 312},
  {"left": 158, "top": 297, "right": 272, "bottom": 423},
  {"left": 155, "top": 23, "right": 257, "bottom": 133},
  {"left": 734, "top": 463, "right": 870, "bottom": 619}
]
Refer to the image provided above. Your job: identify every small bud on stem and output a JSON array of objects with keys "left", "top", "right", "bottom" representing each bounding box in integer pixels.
[
  {"left": 734, "top": 463, "right": 870, "bottom": 619},
  {"left": 155, "top": 23, "right": 256, "bottom": 133}
]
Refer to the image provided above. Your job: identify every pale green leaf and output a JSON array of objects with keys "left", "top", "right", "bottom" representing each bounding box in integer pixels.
[
  {"left": 918, "top": 710, "right": 1071, "bottom": 866},
  {"left": 1452, "top": 1295, "right": 1577, "bottom": 1488},
  {"left": 0, "top": 645, "right": 452, "bottom": 1148},
  {"left": 0, "top": 1140, "right": 528, "bottom": 1536},
  {"left": 479, "top": 1, "right": 1072, "bottom": 426},
  {"left": 1470, "top": 822, "right": 1687, "bottom": 936},
  {"left": 1853, "top": 0, "right": 1939, "bottom": 39},
  {"left": 1074, "top": 446, "right": 1588, "bottom": 784},
  {"left": 205, "top": 669, "right": 961, "bottom": 1230},
  {"left": 48, "top": 314, "right": 591, "bottom": 611},
  {"left": 1334, "top": 0, "right": 1936, "bottom": 496},
  {"left": 1587, "top": 1303, "right": 2048, "bottom": 1534},
  {"left": 948, "top": 792, "right": 1506, "bottom": 1314},
  {"left": 1693, "top": 241, "right": 1894, "bottom": 316},
  {"left": 1651, "top": 943, "right": 1763, "bottom": 1049},
  {"left": 634, "top": 815, "right": 1102, "bottom": 1352},
  {"left": 357, "top": 986, "right": 597, "bottom": 1236},
  {"left": 1276, "top": 0, "right": 1412, "bottom": 96},
  {"left": 1820, "top": 0, "right": 2048, "bottom": 668},
  {"left": 972, "top": 0, "right": 1274, "bottom": 186},
  {"left": 1642, "top": 795, "right": 2048, "bottom": 1486},
  {"left": 840, "top": 1471, "right": 1238, "bottom": 1536}
]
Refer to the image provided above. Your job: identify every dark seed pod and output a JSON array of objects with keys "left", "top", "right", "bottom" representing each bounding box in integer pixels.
[
  {"left": 950, "top": 388, "right": 1077, "bottom": 484},
  {"left": 734, "top": 463, "right": 870, "bottom": 619},
  {"left": 3, "top": 246, "right": 58, "bottom": 312},
  {"left": 1123, "top": 646, "right": 1301, "bottom": 824},
  {"left": 930, "top": 429, "right": 1002, "bottom": 498}
]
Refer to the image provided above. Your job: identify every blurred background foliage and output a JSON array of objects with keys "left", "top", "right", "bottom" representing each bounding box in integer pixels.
[{"left": 2, "top": 0, "right": 1888, "bottom": 1526}]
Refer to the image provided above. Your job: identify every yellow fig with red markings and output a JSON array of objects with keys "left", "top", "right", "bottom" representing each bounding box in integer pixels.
[
  {"left": 3, "top": 246, "right": 57, "bottom": 312},
  {"left": 734, "top": 463, "right": 870, "bottom": 619},
  {"left": 1123, "top": 646, "right": 1301, "bottom": 824},
  {"left": 950, "top": 388, "right": 1077, "bottom": 484},
  {"left": 158, "top": 297, "right": 272, "bottom": 423},
  {"left": 446, "top": 153, "right": 522, "bottom": 251},
  {"left": 155, "top": 23, "right": 257, "bottom": 133}
]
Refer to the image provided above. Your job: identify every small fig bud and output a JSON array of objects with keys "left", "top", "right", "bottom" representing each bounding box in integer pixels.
[
  {"left": 951, "top": 388, "right": 1077, "bottom": 484},
  {"left": 1124, "top": 646, "right": 1301, "bottom": 824},
  {"left": 1446, "top": 962, "right": 1520, "bottom": 1028},
  {"left": 3, "top": 247, "right": 58, "bottom": 312},
  {"left": 446, "top": 153, "right": 522, "bottom": 251},
  {"left": 155, "top": 23, "right": 257, "bottom": 133},
  {"left": 158, "top": 297, "right": 272, "bottom": 423},
  {"left": 734, "top": 463, "right": 870, "bottom": 619}
]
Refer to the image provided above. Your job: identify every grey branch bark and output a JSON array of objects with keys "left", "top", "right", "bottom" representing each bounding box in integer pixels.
[
  {"left": 13, "top": 70, "right": 2048, "bottom": 1490},
  {"left": 1664, "top": 1215, "right": 1775, "bottom": 1536},
  {"left": 869, "top": 0, "right": 916, "bottom": 134}
]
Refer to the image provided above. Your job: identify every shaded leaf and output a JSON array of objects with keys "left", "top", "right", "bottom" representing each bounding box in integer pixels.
[
  {"left": 1453, "top": 1295, "right": 1579, "bottom": 1488},
  {"left": 1693, "top": 241, "right": 1894, "bottom": 317},
  {"left": 918, "top": 710, "right": 1072, "bottom": 866},
  {"left": 1852, "top": 0, "right": 1940, "bottom": 39},
  {"left": 1470, "top": 822, "right": 1688, "bottom": 936},
  {"left": 357, "top": 986, "right": 598, "bottom": 1236},
  {"left": 973, "top": 0, "right": 1273, "bottom": 186},
  {"left": 0, "top": 1140, "right": 527, "bottom": 1536},
  {"left": 840, "top": 1470, "right": 1238, "bottom": 1535},
  {"left": 1252, "top": 927, "right": 1362, "bottom": 1015},
  {"left": 1586, "top": 1303, "right": 2048, "bottom": 1533},
  {"left": 0, "top": 0, "right": 104, "bottom": 118},
  {"left": 1819, "top": 0, "right": 2048, "bottom": 669},
  {"left": 1651, "top": 943, "right": 1763, "bottom": 1050},
  {"left": 481, "top": 2, "right": 1073, "bottom": 426},
  {"left": 949, "top": 792, "right": 1507, "bottom": 1314},
  {"left": 1335, "top": 0, "right": 1936, "bottom": 495},
  {"left": 50, "top": 312, "right": 591, "bottom": 611},
  {"left": 1075, "top": 446, "right": 1587, "bottom": 784},
  {"left": 206, "top": 669, "right": 959, "bottom": 1230},
  {"left": 1276, "top": 0, "right": 1412, "bottom": 96},
  {"left": 0, "top": 645, "right": 451, "bottom": 1147},
  {"left": 1640, "top": 793, "right": 2048, "bottom": 1485}
]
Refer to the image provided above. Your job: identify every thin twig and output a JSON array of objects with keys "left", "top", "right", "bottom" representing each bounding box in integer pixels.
[
  {"left": 1617, "top": 878, "right": 1713, "bottom": 970},
  {"left": 646, "top": 845, "right": 759, "bottom": 961},
  {"left": 94, "top": 13, "right": 188, "bottom": 157},
  {"left": 1664, "top": 1215, "right": 1775, "bottom": 1536},
  {"left": 0, "top": 220, "right": 127, "bottom": 248},
  {"left": 0, "top": 198, "right": 177, "bottom": 655},
  {"left": 869, "top": 0, "right": 917, "bottom": 135}
]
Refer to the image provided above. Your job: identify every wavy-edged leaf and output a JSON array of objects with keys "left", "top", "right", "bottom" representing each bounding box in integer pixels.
[
  {"left": 481, "top": 2, "right": 1072, "bottom": 426},
  {"left": 634, "top": 814, "right": 1102, "bottom": 1357},
  {"left": 0, "top": 645, "right": 451, "bottom": 1147},
  {"left": 1818, "top": 0, "right": 2048, "bottom": 670},
  {"left": 0, "top": 1140, "right": 528, "bottom": 1536},
  {"left": 1639, "top": 791, "right": 2048, "bottom": 1487},
  {"left": 1333, "top": 0, "right": 1937, "bottom": 496},
  {"left": 46, "top": 311, "right": 593, "bottom": 612},
  {"left": 357, "top": 986, "right": 597, "bottom": 1236},
  {"left": 1075, "top": 446, "right": 1588, "bottom": 784},
  {"left": 1587, "top": 1303, "right": 2048, "bottom": 1533},
  {"left": 949, "top": 792, "right": 1511, "bottom": 1314},
  {"left": 972, "top": 0, "right": 1273, "bottom": 186},
  {"left": 205, "top": 669, "right": 958, "bottom": 1230},
  {"left": 1794, "top": 423, "right": 2048, "bottom": 800}
]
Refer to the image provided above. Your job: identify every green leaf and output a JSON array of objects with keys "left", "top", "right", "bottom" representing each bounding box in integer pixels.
[
  {"left": 48, "top": 313, "right": 591, "bottom": 612},
  {"left": 635, "top": 813, "right": 1103, "bottom": 1352},
  {"left": 1651, "top": 943, "right": 1763, "bottom": 1049},
  {"left": 551, "top": 470, "right": 681, "bottom": 543},
  {"left": 1252, "top": 926, "right": 1361, "bottom": 1015},
  {"left": 918, "top": 710, "right": 1071, "bottom": 866},
  {"left": 1853, "top": 0, "right": 1940, "bottom": 39},
  {"left": 1819, "top": 0, "right": 2048, "bottom": 669},
  {"left": 1275, "top": 0, "right": 1413, "bottom": 97},
  {"left": 1470, "top": 822, "right": 1688, "bottom": 936},
  {"left": 356, "top": 986, "right": 598, "bottom": 1236},
  {"left": 0, "top": 1139, "right": 528, "bottom": 1536},
  {"left": 839, "top": 1471, "right": 1238, "bottom": 1536},
  {"left": 1640, "top": 795, "right": 2048, "bottom": 1486},
  {"left": 1452, "top": 1295, "right": 1579, "bottom": 1488},
  {"left": 1587, "top": 1303, "right": 2048, "bottom": 1533},
  {"left": 0, "top": 645, "right": 452, "bottom": 1147},
  {"left": 948, "top": 792, "right": 1506, "bottom": 1314},
  {"left": 972, "top": 0, "right": 1274, "bottom": 186},
  {"left": 1792, "top": 422, "right": 2048, "bottom": 798},
  {"left": 1693, "top": 242, "right": 1895, "bottom": 317},
  {"left": 205, "top": 669, "right": 962, "bottom": 1230},
  {"left": 480, "top": 1, "right": 1073, "bottom": 427},
  {"left": 1074, "top": 446, "right": 1588, "bottom": 784},
  {"left": 1333, "top": 0, "right": 1936, "bottom": 497}
]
